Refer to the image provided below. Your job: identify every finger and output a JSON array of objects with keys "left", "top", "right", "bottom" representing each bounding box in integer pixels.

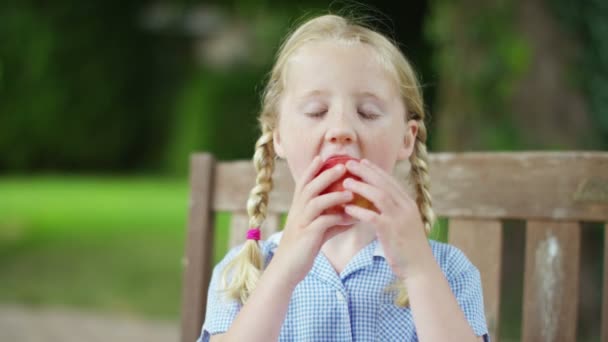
[
  {"left": 294, "top": 155, "right": 323, "bottom": 193},
  {"left": 301, "top": 163, "right": 347, "bottom": 200},
  {"left": 342, "top": 177, "right": 394, "bottom": 210},
  {"left": 361, "top": 159, "right": 410, "bottom": 197},
  {"left": 308, "top": 214, "right": 344, "bottom": 233},
  {"left": 345, "top": 159, "right": 405, "bottom": 202},
  {"left": 302, "top": 190, "right": 353, "bottom": 223},
  {"left": 344, "top": 204, "right": 378, "bottom": 223}
]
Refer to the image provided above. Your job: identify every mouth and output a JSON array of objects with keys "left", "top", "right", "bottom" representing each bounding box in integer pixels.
[{"left": 323, "top": 153, "right": 359, "bottom": 163}]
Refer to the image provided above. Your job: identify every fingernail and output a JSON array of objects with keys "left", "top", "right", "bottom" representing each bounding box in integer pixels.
[
  {"left": 362, "top": 159, "right": 370, "bottom": 164},
  {"left": 346, "top": 160, "right": 357, "bottom": 168}
]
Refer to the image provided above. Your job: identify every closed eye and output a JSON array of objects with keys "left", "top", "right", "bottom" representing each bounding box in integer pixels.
[
  {"left": 305, "top": 110, "right": 327, "bottom": 118},
  {"left": 358, "top": 111, "right": 380, "bottom": 120},
  {"left": 305, "top": 110, "right": 380, "bottom": 119}
]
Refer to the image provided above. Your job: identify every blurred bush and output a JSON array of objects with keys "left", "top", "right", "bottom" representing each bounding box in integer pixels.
[
  {"left": 427, "top": 0, "right": 607, "bottom": 151},
  {"left": 0, "top": 1, "right": 434, "bottom": 175},
  {"left": 0, "top": 1, "right": 188, "bottom": 172},
  {"left": 549, "top": 0, "right": 608, "bottom": 147}
]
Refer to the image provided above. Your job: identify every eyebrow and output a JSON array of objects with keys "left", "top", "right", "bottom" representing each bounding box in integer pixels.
[
  {"left": 296, "top": 90, "right": 330, "bottom": 101},
  {"left": 356, "top": 91, "right": 387, "bottom": 103},
  {"left": 296, "top": 90, "right": 386, "bottom": 102}
]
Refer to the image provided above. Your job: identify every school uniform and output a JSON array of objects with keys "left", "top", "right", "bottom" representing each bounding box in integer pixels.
[{"left": 199, "top": 231, "right": 490, "bottom": 341}]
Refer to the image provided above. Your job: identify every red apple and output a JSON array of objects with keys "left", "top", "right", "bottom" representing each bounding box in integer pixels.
[{"left": 316, "top": 156, "right": 377, "bottom": 214}]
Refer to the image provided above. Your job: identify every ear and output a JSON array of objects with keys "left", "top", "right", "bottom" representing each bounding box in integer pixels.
[
  {"left": 273, "top": 129, "right": 285, "bottom": 158},
  {"left": 397, "top": 120, "right": 418, "bottom": 161}
]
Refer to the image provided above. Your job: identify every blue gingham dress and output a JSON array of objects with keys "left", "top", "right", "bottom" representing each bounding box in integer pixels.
[{"left": 198, "top": 232, "right": 489, "bottom": 341}]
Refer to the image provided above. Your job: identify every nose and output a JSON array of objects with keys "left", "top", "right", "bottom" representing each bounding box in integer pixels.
[{"left": 325, "top": 116, "right": 356, "bottom": 145}]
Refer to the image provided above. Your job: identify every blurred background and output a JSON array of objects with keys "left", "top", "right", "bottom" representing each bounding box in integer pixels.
[{"left": 1, "top": 0, "right": 606, "bottom": 341}]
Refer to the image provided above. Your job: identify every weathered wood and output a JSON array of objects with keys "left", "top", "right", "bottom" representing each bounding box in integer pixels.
[
  {"left": 213, "top": 152, "right": 608, "bottom": 221},
  {"left": 180, "top": 154, "right": 216, "bottom": 342},
  {"left": 448, "top": 219, "right": 502, "bottom": 342},
  {"left": 522, "top": 220, "right": 580, "bottom": 342},
  {"left": 261, "top": 213, "right": 281, "bottom": 238},
  {"left": 229, "top": 212, "right": 249, "bottom": 249},
  {"left": 602, "top": 223, "right": 608, "bottom": 342}
]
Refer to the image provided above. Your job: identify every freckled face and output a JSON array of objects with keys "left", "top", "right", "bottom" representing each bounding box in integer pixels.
[{"left": 273, "top": 40, "right": 418, "bottom": 183}]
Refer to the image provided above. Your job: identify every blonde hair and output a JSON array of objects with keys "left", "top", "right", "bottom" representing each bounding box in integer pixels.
[{"left": 220, "top": 13, "right": 436, "bottom": 307}]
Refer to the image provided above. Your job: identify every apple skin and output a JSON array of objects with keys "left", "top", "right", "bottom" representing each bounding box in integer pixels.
[{"left": 316, "top": 156, "right": 378, "bottom": 214}]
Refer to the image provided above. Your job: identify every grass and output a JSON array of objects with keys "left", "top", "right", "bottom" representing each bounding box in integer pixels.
[
  {"left": 0, "top": 175, "right": 234, "bottom": 320},
  {"left": 0, "top": 175, "right": 449, "bottom": 321}
]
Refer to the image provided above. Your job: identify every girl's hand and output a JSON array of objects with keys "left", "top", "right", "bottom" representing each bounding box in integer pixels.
[
  {"left": 272, "top": 156, "right": 354, "bottom": 287},
  {"left": 342, "top": 159, "right": 430, "bottom": 280}
]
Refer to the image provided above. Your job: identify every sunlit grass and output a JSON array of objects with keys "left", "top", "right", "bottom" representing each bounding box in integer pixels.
[{"left": 0, "top": 175, "right": 234, "bottom": 319}]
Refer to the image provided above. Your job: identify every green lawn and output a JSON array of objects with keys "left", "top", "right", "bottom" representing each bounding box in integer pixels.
[
  {"left": 0, "top": 175, "right": 230, "bottom": 320},
  {"left": 0, "top": 175, "right": 449, "bottom": 321}
]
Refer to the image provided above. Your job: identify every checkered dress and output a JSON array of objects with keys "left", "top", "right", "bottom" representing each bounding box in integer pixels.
[{"left": 198, "top": 232, "right": 490, "bottom": 341}]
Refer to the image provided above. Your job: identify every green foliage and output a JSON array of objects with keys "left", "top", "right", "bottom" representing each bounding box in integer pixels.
[
  {"left": 0, "top": 1, "right": 187, "bottom": 172},
  {"left": 428, "top": 217, "right": 448, "bottom": 242},
  {"left": 426, "top": 0, "right": 531, "bottom": 150},
  {"left": 548, "top": 0, "right": 608, "bottom": 149},
  {"left": 163, "top": 66, "right": 268, "bottom": 175},
  {"left": 428, "top": 0, "right": 529, "bottom": 110},
  {"left": 0, "top": 1, "right": 439, "bottom": 173}
]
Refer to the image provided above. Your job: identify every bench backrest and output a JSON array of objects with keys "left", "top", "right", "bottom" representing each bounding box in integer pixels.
[{"left": 180, "top": 151, "right": 608, "bottom": 342}]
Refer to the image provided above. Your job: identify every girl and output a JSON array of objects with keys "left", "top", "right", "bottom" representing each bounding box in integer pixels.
[{"left": 198, "top": 13, "right": 489, "bottom": 342}]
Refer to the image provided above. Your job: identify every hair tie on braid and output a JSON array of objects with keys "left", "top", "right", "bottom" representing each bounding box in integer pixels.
[
  {"left": 246, "top": 227, "right": 261, "bottom": 241},
  {"left": 220, "top": 128, "right": 275, "bottom": 304}
]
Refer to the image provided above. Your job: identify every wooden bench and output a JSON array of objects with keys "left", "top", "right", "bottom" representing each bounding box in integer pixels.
[{"left": 179, "top": 151, "right": 608, "bottom": 342}]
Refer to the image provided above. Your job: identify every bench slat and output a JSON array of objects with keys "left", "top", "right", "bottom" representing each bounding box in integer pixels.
[
  {"left": 448, "top": 218, "right": 502, "bottom": 341},
  {"left": 229, "top": 213, "right": 249, "bottom": 249},
  {"left": 213, "top": 152, "right": 608, "bottom": 221},
  {"left": 522, "top": 220, "right": 580, "bottom": 342},
  {"left": 603, "top": 223, "right": 608, "bottom": 342},
  {"left": 180, "top": 154, "right": 216, "bottom": 342},
  {"left": 261, "top": 213, "right": 281, "bottom": 238}
]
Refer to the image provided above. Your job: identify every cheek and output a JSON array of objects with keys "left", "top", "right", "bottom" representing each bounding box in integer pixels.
[
  {"left": 285, "top": 155, "right": 319, "bottom": 186},
  {"left": 364, "top": 133, "right": 402, "bottom": 171},
  {"left": 281, "top": 127, "right": 319, "bottom": 181}
]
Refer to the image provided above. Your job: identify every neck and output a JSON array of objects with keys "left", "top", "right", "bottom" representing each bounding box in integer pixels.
[{"left": 321, "top": 221, "right": 376, "bottom": 274}]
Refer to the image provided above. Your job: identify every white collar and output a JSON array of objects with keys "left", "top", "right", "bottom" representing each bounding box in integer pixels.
[{"left": 266, "top": 231, "right": 386, "bottom": 258}]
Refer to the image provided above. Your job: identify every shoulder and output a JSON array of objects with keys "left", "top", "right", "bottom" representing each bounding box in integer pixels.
[
  {"left": 428, "top": 239, "right": 480, "bottom": 281},
  {"left": 428, "top": 240, "right": 488, "bottom": 337}
]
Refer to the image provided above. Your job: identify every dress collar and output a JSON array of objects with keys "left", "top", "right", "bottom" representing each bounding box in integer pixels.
[{"left": 267, "top": 231, "right": 386, "bottom": 259}]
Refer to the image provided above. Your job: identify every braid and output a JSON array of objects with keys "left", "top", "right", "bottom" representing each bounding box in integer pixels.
[
  {"left": 409, "top": 120, "right": 436, "bottom": 235},
  {"left": 247, "top": 127, "right": 275, "bottom": 229},
  {"left": 220, "top": 125, "right": 275, "bottom": 304},
  {"left": 391, "top": 119, "right": 436, "bottom": 307}
]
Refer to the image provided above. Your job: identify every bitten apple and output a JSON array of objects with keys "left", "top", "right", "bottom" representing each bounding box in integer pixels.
[{"left": 316, "top": 155, "right": 378, "bottom": 214}]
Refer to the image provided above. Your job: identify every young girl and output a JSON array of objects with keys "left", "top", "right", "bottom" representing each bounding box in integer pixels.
[{"left": 198, "top": 13, "right": 489, "bottom": 342}]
